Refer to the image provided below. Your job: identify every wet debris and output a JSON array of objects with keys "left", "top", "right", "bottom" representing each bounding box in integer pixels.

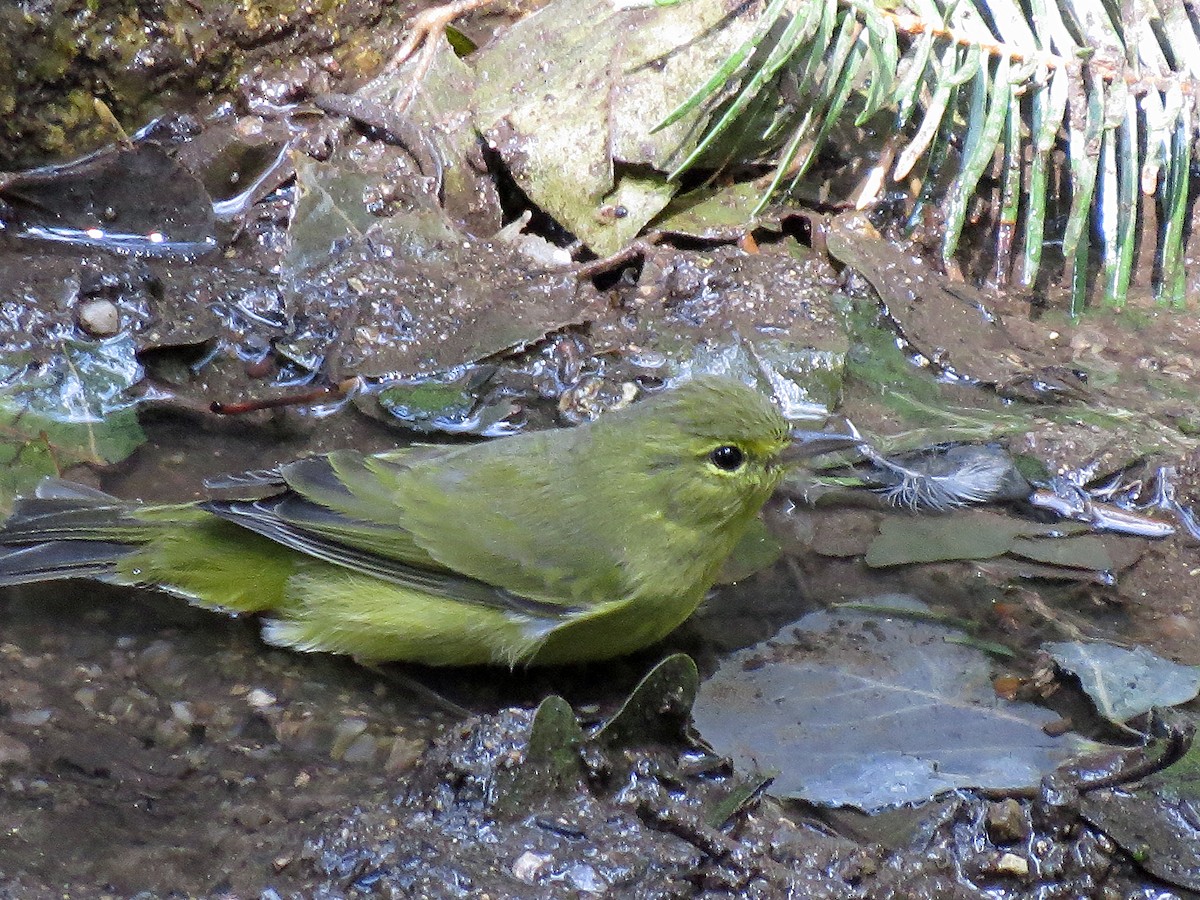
[
  {"left": 854, "top": 441, "right": 1034, "bottom": 511},
  {"left": 0, "top": 141, "right": 218, "bottom": 258},
  {"left": 296, "top": 654, "right": 1196, "bottom": 898},
  {"left": 826, "top": 212, "right": 1077, "bottom": 393}
]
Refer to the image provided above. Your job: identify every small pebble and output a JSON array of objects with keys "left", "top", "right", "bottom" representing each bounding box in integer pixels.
[
  {"left": 985, "top": 798, "right": 1031, "bottom": 844},
  {"left": 73, "top": 687, "right": 99, "bottom": 712},
  {"left": 246, "top": 688, "right": 277, "bottom": 709},
  {"left": 2, "top": 678, "right": 44, "bottom": 709},
  {"left": 78, "top": 299, "right": 121, "bottom": 336},
  {"left": 995, "top": 852, "right": 1029, "bottom": 876},
  {"left": 511, "top": 850, "right": 552, "bottom": 884},
  {"left": 0, "top": 733, "right": 32, "bottom": 767},
  {"left": 384, "top": 736, "right": 424, "bottom": 774},
  {"left": 231, "top": 803, "right": 272, "bottom": 829},
  {"left": 9, "top": 709, "right": 52, "bottom": 726},
  {"left": 153, "top": 718, "right": 192, "bottom": 751},
  {"left": 171, "top": 701, "right": 196, "bottom": 725},
  {"left": 567, "top": 862, "right": 607, "bottom": 894},
  {"left": 341, "top": 733, "right": 378, "bottom": 765},
  {"left": 329, "top": 718, "right": 369, "bottom": 760}
]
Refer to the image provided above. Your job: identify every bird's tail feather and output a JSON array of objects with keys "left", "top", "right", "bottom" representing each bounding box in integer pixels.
[
  {"left": 0, "top": 540, "right": 136, "bottom": 585},
  {"left": 0, "top": 479, "right": 153, "bottom": 586}
]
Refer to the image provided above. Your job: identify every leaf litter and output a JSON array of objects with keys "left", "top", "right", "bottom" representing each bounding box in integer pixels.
[
  {"left": 1046, "top": 640, "right": 1200, "bottom": 725},
  {"left": 693, "top": 595, "right": 1095, "bottom": 811}
]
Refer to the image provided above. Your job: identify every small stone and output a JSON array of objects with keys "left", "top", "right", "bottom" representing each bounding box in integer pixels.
[
  {"left": 995, "top": 852, "right": 1029, "bottom": 876},
  {"left": 511, "top": 851, "right": 552, "bottom": 884},
  {"left": 170, "top": 701, "right": 195, "bottom": 726},
  {"left": 567, "top": 862, "right": 607, "bottom": 894},
  {"left": 153, "top": 718, "right": 188, "bottom": 751},
  {"left": 985, "top": 798, "right": 1031, "bottom": 845},
  {"left": 1, "top": 679, "right": 45, "bottom": 709},
  {"left": 138, "top": 640, "right": 176, "bottom": 672},
  {"left": 73, "top": 687, "right": 99, "bottom": 712},
  {"left": 246, "top": 688, "right": 276, "bottom": 709},
  {"left": 0, "top": 732, "right": 32, "bottom": 767},
  {"left": 9, "top": 709, "right": 52, "bottom": 727},
  {"left": 340, "top": 733, "right": 378, "bottom": 765},
  {"left": 231, "top": 804, "right": 272, "bottom": 829},
  {"left": 329, "top": 718, "right": 368, "bottom": 760},
  {"left": 78, "top": 299, "right": 121, "bottom": 336},
  {"left": 384, "top": 736, "right": 424, "bottom": 774}
]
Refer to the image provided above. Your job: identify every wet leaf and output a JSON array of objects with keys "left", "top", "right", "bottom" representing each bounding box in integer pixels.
[
  {"left": 866, "top": 513, "right": 1024, "bottom": 565},
  {"left": 594, "top": 653, "right": 698, "bottom": 748},
  {"left": 1075, "top": 716, "right": 1200, "bottom": 892},
  {"left": 863, "top": 509, "right": 1109, "bottom": 573},
  {"left": 705, "top": 774, "right": 773, "bottom": 829},
  {"left": 0, "top": 143, "right": 217, "bottom": 257},
  {"left": 1081, "top": 787, "right": 1200, "bottom": 892},
  {"left": 365, "top": 367, "right": 520, "bottom": 437},
  {"left": 826, "top": 212, "right": 1068, "bottom": 388},
  {"left": 1156, "top": 724, "right": 1200, "bottom": 802},
  {"left": 284, "top": 154, "right": 379, "bottom": 274},
  {"left": 668, "top": 334, "right": 846, "bottom": 421},
  {"left": 492, "top": 695, "right": 585, "bottom": 817},
  {"left": 281, "top": 155, "right": 597, "bottom": 379},
  {"left": 361, "top": 38, "right": 501, "bottom": 234},
  {"left": 0, "top": 334, "right": 145, "bottom": 511},
  {"left": 652, "top": 182, "right": 779, "bottom": 239},
  {"left": 470, "top": 0, "right": 762, "bottom": 254},
  {"left": 693, "top": 596, "right": 1092, "bottom": 811},
  {"left": 865, "top": 510, "right": 1071, "bottom": 567},
  {"left": 1007, "top": 535, "right": 1113, "bottom": 572},
  {"left": 0, "top": 435, "right": 60, "bottom": 516},
  {"left": 1046, "top": 641, "right": 1200, "bottom": 724}
]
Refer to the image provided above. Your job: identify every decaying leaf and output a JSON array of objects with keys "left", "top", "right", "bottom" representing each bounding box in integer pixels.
[
  {"left": 694, "top": 596, "right": 1093, "bottom": 811},
  {"left": 1079, "top": 725, "right": 1200, "bottom": 893},
  {"left": 0, "top": 334, "right": 146, "bottom": 511},
  {"left": 470, "top": 0, "right": 765, "bottom": 254},
  {"left": 281, "top": 154, "right": 600, "bottom": 379},
  {"left": 594, "top": 653, "right": 698, "bottom": 748},
  {"left": 1047, "top": 641, "right": 1200, "bottom": 725}
]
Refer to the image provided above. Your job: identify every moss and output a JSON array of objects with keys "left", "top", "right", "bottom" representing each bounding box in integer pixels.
[{"left": 0, "top": 0, "right": 411, "bottom": 166}]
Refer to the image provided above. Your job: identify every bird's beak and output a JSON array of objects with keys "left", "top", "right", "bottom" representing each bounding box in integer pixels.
[{"left": 779, "top": 427, "right": 864, "bottom": 464}]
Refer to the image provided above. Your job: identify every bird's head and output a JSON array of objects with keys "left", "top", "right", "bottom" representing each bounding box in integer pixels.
[{"left": 593, "top": 377, "right": 859, "bottom": 533}]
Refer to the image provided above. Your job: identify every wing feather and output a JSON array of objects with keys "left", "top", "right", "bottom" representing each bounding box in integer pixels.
[{"left": 201, "top": 496, "right": 578, "bottom": 618}]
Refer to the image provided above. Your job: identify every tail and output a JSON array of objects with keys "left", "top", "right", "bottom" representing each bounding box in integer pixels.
[{"left": 0, "top": 479, "right": 153, "bottom": 586}]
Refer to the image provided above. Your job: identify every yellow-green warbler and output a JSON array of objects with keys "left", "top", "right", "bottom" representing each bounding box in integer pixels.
[{"left": 0, "top": 377, "right": 858, "bottom": 665}]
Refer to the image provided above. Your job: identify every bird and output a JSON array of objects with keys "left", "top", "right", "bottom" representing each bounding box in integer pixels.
[{"left": 0, "top": 377, "right": 859, "bottom": 666}]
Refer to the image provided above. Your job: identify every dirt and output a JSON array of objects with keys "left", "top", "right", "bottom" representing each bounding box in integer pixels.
[{"left": 1, "top": 555, "right": 1194, "bottom": 897}]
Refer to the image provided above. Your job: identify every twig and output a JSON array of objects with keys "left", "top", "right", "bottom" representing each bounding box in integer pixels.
[
  {"left": 381, "top": 0, "right": 498, "bottom": 111},
  {"left": 210, "top": 377, "right": 361, "bottom": 415}
]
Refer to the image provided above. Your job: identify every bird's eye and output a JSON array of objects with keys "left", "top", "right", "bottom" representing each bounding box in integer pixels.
[{"left": 709, "top": 445, "right": 745, "bottom": 471}]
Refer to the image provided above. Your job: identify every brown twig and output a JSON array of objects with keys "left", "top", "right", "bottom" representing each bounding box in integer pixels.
[
  {"left": 210, "top": 377, "right": 361, "bottom": 415},
  {"left": 382, "top": 0, "right": 498, "bottom": 111},
  {"left": 571, "top": 232, "right": 665, "bottom": 281}
]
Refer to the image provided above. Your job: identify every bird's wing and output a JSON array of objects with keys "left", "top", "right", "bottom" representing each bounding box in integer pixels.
[
  {"left": 208, "top": 440, "right": 629, "bottom": 610},
  {"left": 278, "top": 450, "right": 448, "bottom": 568},
  {"left": 377, "top": 433, "right": 632, "bottom": 605},
  {"left": 201, "top": 494, "right": 582, "bottom": 619},
  {"left": 201, "top": 450, "right": 443, "bottom": 569}
]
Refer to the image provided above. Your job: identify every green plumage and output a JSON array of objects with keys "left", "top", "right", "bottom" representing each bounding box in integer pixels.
[{"left": 0, "top": 377, "right": 850, "bottom": 666}]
